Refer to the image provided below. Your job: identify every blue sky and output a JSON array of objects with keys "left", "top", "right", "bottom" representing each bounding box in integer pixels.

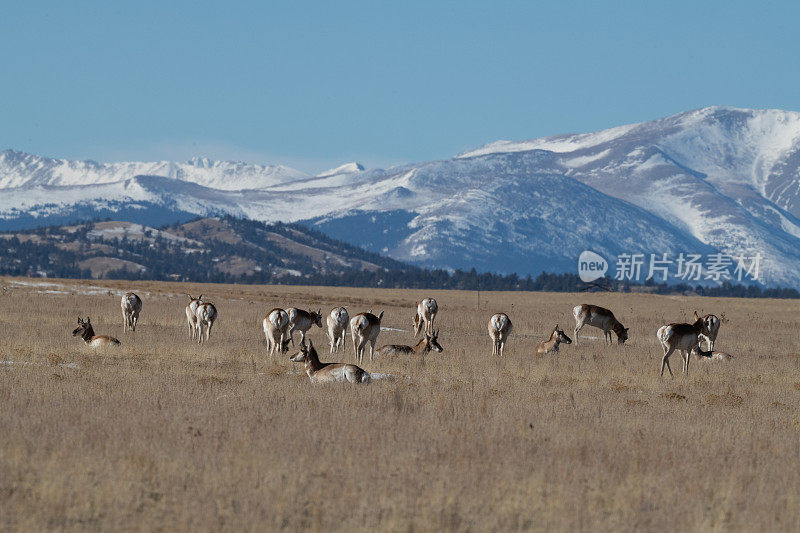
[{"left": 1, "top": 1, "right": 798, "bottom": 173}]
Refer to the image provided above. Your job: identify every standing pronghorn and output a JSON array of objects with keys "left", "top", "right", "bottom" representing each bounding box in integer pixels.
[
  {"left": 290, "top": 339, "right": 371, "bottom": 384},
  {"left": 121, "top": 292, "right": 142, "bottom": 332},
  {"left": 694, "top": 311, "right": 721, "bottom": 351},
  {"left": 326, "top": 307, "right": 349, "bottom": 354},
  {"left": 185, "top": 294, "right": 204, "bottom": 340},
  {"left": 350, "top": 311, "right": 383, "bottom": 364},
  {"left": 263, "top": 308, "right": 290, "bottom": 356},
  {"left": 413, "top": 298, "right": 438, "bottom": 337},
  {"left": 488, "top": 313, "right": 513, "bottom": 357},
  {"left": 535, "top": 324, "right": 572, "bottom": 355},
  {"left": 656, "top": 314, "right": 705, "bottom": 377},
  {"left": 195, "top": 301, "right": 217, "bottom": 344},
  {"left": 572, "top": 304, "right": 629, "bottom": 345},
  {"left": 286, "top": 308, "right": 323, "bottom": 347}
]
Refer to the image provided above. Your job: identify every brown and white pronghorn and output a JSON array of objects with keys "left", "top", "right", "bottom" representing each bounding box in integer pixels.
[
  {"left": 413, "top": 298, "right": 438, "bottom": 337},
  {"left": 290, "top": 339, "right": 371, "bottom": 384},
  {"left": 185, "top": 294, "right": 204, "bottom": 340},
  {"left": 72, "top": 317, "right": 121, "bottom": 347},
  {"left": 286, "top": 307, "right": 323, "bottom": 347},
  {"left": 263, "top": 308, "right": 290, "bottom": 356},
  {"left": 573, "top": 304, "right": 629, "bottom": 345},
  {"left": 488, "top": 313, "right": 513, "bottom": 357},
  {"left": 376, "top": 329, "right": 443, "bottom": 357},
  {"left": 350, "top": 311, "right": 383, "bottom": 364},
  {"left": 326, "top": 307, "right": 349, "bottom": 354},
  {"left": 693, "top": 311, "right": 721, "bottom": 351},
  {"left": 121, "top": 292, "right": 142, "bottom": 332},
  {"left": 535, "top": 324, "right": 572, "bottom": 355},
  {"left": 195, "top": 301, "right": 217, "bottom": 344},
  {"left": 656, "top": 315, "right": 705, "bottom": 377}
]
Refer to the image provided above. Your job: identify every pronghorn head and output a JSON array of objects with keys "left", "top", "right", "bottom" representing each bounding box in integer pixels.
[
  {"left": 313, "top": 309, "right": 323, "bottom": 328},
  {"left": 426, "top": 329, "right": 443, "bottom": 352},
  {"left": 72, "top": 317, "right": 93, "bottom": 338},
  {"left": 290, "top": 339, "right": 317, "bottom": 362},
  {"left": 554, "top": 324, "right": 572, "bottom": 345},
  {"left": 616, "top": 326, "right": 629, "bottom": 344}
]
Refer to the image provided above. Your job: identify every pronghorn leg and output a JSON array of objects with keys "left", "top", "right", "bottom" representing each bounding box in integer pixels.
[
  {"left": 574, "top": 323, "right": 583, "bottom": 345},
  {"left": 369, "top": 339, "right": 376, "bottom": 362},
  {"left": 206, "top": 322, "right": 213, "bottom": 342},
  {"left": 661, "top": 346, "right": 675, "bottom": 377}
]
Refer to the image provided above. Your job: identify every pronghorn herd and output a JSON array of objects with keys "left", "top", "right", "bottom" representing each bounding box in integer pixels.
[{"left": 73, "top": 291, "right": 730, "bottom": 380}]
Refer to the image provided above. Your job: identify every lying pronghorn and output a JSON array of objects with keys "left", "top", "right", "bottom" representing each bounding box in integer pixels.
[
  {"left": 121, "top": 292, "right": 142, "bottom": 332},
  {"left": 413, "top": 298, "right": 438, "bottom": 337},
  {"left": 185, "top": 294, "right": 204, "bottom": 340},
  {"left": 535, "top": 324, "right": 572, "bottom": 355},
  {"left": 195, "top": 302, "right": 217, "bottom": 344},
  {"left": 488, "top": 313, "right": 512, "bottom": 357},
  {"left": 286, "top": 307, "right": 323, "bottom": 346},
  {"left": 694, "top": 349, "right": 733, "bottom": 361},
  {"left": 263, "top": 308, "right": 290, "bottom": 356},
  {"left": 72, "top": 317, "right": 120, "bottom": 347},
  {"left": 573, "top": 304, "right": 629, "bottom": 345},
  {"left": 326, "top": 307, "right": 349, "bottom": 354},
  {"left": 694, "top": 311, "right": 722, "bottom": 351},
  {"left": 351, "top": 311, "right": 383, "bottom": 364},
  {"left": 376, "top": 329, "right": 443, "bottom": 357},
  {"left": 290, "top": 339, "right": 371, "bottom": 384},
  {"left": 656, "top": 315, "right": 705, "bottom": 377}
]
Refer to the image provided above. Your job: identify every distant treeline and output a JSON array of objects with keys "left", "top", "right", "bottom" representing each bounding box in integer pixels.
[{"left": 2, "top": 215, "right": 798, "bottom": 299}]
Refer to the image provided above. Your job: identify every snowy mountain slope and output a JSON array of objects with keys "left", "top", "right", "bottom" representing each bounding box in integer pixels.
[
  {"left": 0, "top": 150, "right": 308, "bottom": 190},
  {"left": 3, "top": 106, "right": 800, "bottom": 286}
]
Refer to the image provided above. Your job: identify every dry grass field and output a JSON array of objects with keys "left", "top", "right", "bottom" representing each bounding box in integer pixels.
[{"left": 1, "top": 277, "right": 799, "bottom": 531}]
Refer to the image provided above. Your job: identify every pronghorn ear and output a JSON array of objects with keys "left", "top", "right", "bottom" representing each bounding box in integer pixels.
[
  {"left": 693, "top": 311, "right": 700, "bottom": 320},
  {"left": 86, "top": 317, "right": 91, "bottom": 323},
  {"left": 378, "top": 311, "right": 384, "bottom": 321},
  {"left": 308, "top": 339, "right": 314, "bottom": 348}
]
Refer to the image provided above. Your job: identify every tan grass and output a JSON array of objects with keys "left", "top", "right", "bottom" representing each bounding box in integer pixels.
[{"left": 1, "top": 277, "right": 800, "bottom": 530}]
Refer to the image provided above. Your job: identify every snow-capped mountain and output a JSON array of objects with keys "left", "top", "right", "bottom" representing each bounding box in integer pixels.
[{"left": 3, "top": 106, "right": 800, "bottom": 287}]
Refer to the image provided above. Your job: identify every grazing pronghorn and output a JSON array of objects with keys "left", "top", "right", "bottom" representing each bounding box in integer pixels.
[
  {"left": 290, "top": 340, "right": 371, "bottom": 384},
  {"left": 535, "top": 324, "right": 572, "bottom": 355},
  {"left": 376, "top": 329, "right": 443, "bottom": 357},
  {"left": 413, "top": 298, "right": 438, "bottom": 337},
  {"left": 656, "top": 315, "right": 705, "bottom": 377},
  {"left": 263, "top": 308, "right": 290, "bottom": 356},
  {"left": 185, "top": 294, "right": 204, "bottom": 340},
  {"left": 573, "top": 304, "right": 629, "bottom": 345},
  {"left": 195, "top": 302, "right": 217, "bottom": 344},
  {"left": 350, "top": 311, "right": 383, "bottom": 364},
  {"left": 694, "top": 311, "right": 722, "bottom": 351},
  {"left": 286, "top": 307, "right": 323, "bottom": 347},
  {"left": 72, "top": 317, "right": 120, "bottom": 347},
  {"left": 326, "top": 307, "right": 349, "bottom": 354},
  {"left": 121, "top": 292, "right": 142, "bottom": 332},
  {"left": 488, "top": 313, "right": 513, "bottom": 357}
]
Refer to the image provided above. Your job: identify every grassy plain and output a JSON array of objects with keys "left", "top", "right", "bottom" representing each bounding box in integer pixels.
[{"left": 1, "top": 277, "right": 799, "bottom": 531}]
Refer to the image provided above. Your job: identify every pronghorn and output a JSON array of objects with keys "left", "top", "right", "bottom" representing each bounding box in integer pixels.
[
  {"left": 195, "top": 301, "right": 217, "bottom": 344},
  {"left": 573, "top": 304, "right": 629, "bottom": 345},
  {"left": 535, "top": 324, "right": 572, "bottom": 355},
  {"left": 120, "top": 292, "right": 142, "bottom": 332},
  {"left": 290, "top": 339, "right": 371, "bottom": 384},
  {"left": 413, "top": 298, "right": 438, "bottom": 337},
  {"left": 286, "top": 307, "right": 323, "bottom": 347},
  {"left": 185, "top": 294, "right": 204, "bottom": 340},
  {"left": 263, "top": 308, "right": 290, "bottom": 356},
  {"left": 656, "top": 315, "right": 705, "bottom": 377},
  {"left": 488, "top": 313, "right": 513, "bottom": 357},
  {"left": 694, "top": 349, "right": 733, "bottom": 361},
  {"left": 350, "top": 311, "right": 383, "bottom": 364},
  {"left": 694, "top": 311, "right": 721, "bottom": 351},
  {"left": 376, "top": 329, "right": 443, "bottom": 357},
  {"left": 72, "top": 317, "right": 120, "bottom": 347},
  {"left": 326, "top": 307, "right": 349, "bottom": 354}
]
